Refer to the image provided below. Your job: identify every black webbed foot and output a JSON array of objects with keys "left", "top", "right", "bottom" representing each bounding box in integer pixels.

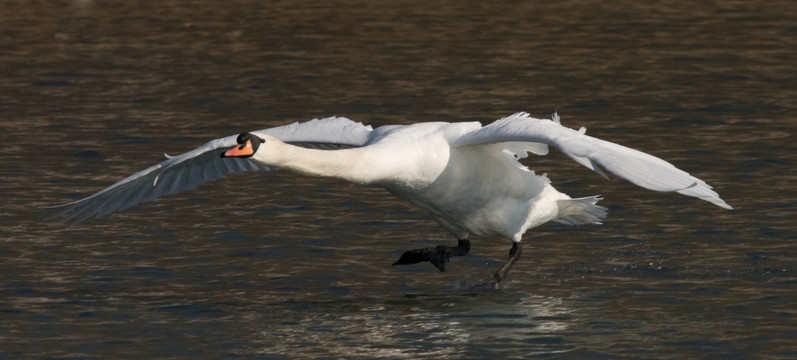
[
  {"left": 393, "top": 239, "right": 470, "bottom": 272},
  {"left": 392, "top": 246, "right": 450, "bottom": 271}
]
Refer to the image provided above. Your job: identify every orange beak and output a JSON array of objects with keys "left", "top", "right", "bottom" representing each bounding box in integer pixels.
[{"left": 222, "top": 139, "right": 255, "bottom": 158}]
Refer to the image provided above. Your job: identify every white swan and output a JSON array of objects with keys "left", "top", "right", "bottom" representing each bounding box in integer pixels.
[{"left": 52, "top": 112, "right": 731, "bottom": 285}]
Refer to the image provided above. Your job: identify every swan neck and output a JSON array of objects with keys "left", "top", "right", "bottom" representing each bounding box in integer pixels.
[{"left": 274, "top": 144, "right": 372, "bottom": 183}]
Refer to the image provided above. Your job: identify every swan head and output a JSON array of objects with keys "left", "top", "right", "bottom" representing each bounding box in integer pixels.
[{"left": 220, "top": 132, "right": 266, "bottom": 159}]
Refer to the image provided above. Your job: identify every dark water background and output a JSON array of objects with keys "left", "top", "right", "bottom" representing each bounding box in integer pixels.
[{"left": 2, "top": 0, "right": 796, "bottom": 358}]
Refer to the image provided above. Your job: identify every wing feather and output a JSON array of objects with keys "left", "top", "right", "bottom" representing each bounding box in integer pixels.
[
  {"left": 51, "top": 117, "right": 373, "bottom": 223},
  {"left": 455, "top": 112, "right": 731, "bottom": 209}
]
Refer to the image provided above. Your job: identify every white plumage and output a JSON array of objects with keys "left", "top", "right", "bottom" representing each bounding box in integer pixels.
[{"left": 52, "top": 112, "right": 731, "bottom": 283}]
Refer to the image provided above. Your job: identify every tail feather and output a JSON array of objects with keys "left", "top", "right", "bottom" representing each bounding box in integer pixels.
[{"left": 554, "top": 196, "right": 608, "bottom": 226}]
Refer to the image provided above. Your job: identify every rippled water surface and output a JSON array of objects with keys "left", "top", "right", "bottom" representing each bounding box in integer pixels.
[{"left": 2, "top": 0, "right": 796, "bottom": 358}]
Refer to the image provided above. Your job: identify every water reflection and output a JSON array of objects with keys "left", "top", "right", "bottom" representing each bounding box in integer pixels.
[{"left": 255, "top": 291, "right": 574, "bottom": 358}]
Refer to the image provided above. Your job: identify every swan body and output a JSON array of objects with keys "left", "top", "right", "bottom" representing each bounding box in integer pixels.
[{"left": 53, "top": 112, "right": 731, "bottom": 283}]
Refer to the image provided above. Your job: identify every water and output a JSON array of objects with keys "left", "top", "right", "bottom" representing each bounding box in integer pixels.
[{"left": 2, "top": 0, "right": 796, "bottom": 358}]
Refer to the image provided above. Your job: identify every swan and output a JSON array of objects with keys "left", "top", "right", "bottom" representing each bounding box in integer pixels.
[{"left": 51, "top": 112, "right": 731, "bottom": 285}]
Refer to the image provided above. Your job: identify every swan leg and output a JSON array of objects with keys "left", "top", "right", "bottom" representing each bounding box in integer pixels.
[
  {"left": 392, "top": 239, "right": 470, "bottom": 272},
  {"left": 488, "top": 241, "right": 522, "bottom": 286}
]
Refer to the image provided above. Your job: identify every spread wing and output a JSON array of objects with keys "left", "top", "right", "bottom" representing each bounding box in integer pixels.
[
  {"left": 454, "top": 112, "right": 731, "bottom": 209},
  {"left": 50, "top": 116, "right": 374, "bottom": 223}
]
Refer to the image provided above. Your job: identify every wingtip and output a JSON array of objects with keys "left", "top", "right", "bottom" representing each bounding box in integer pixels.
[
  {"left": 42, "top": 205, "right": 82, "bottom": 225},
  {"left": 716, "top": 200, "right": 733, "bottom": 210}
]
